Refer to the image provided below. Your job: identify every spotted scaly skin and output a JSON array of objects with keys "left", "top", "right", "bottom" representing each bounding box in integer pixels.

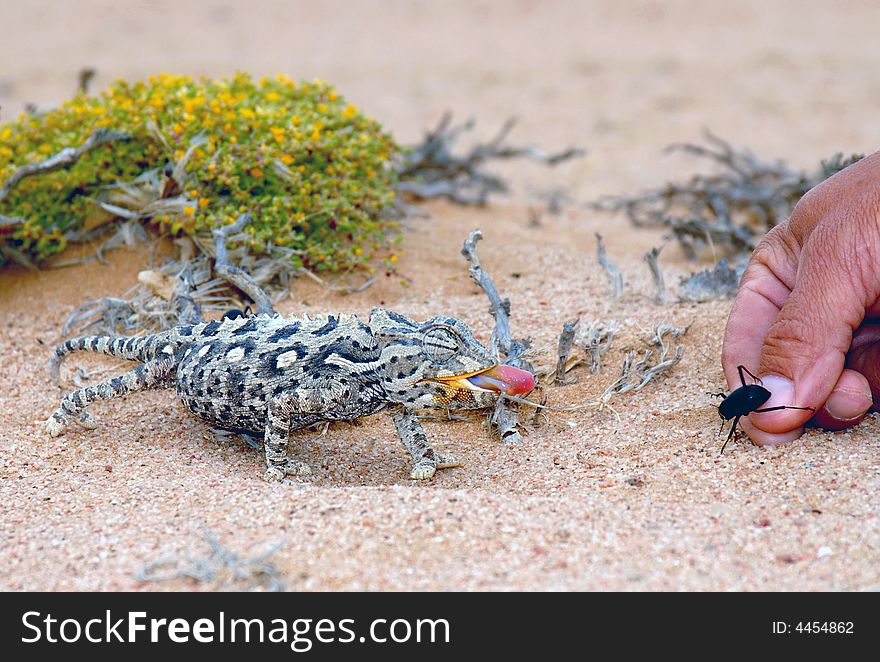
[{"left": 46, "top": 308, "right": 523, "bottom": 481}]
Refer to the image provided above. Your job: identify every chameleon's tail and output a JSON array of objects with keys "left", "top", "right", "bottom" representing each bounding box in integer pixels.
[{"left": 49, "top": 333, "right": 170, "bottom": 385}]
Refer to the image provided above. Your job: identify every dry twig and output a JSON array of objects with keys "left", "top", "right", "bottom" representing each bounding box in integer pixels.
[
  {"left": 399, "top": 113, "right": 584, "bottom": 206},
  {"left": 461, "top": 229, "right": 534, "bottom": 444},
  {"left": 0, "top": 128, "right": 131, "bottom": 204},
  {"left": 592, "top": 129, "right": 863, "bottom": 259},
  {"left": 138, "top": 525, "right": 287, "bottom": 592},
  {"left": 552, "top": 318, "right": 580, "bottom": 385},
  {"left": 596, "top": 233, "right": 624, "bottom": 299},
  {"left": 643, "top": 244, "right": 667, "bottom": 305}
]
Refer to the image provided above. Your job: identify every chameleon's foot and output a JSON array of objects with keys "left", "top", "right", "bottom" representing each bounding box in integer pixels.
[
  {"left": 410, "top": 460, "right": 437, "bottom": 480},
  {"left": 436, "top": 453, "right": 462, "bottom": 469},
  {"left": 265, "top": 459, "right": 312, "bottom": 482},
  {"left": 410, "top": 453, "right": 461, "bottom": 479},
  {"left": 75, "top": 411, "right": 97, "bottom": 430},
  {"left": 46, "top": 414, "right": 66, "bottom": 437}
]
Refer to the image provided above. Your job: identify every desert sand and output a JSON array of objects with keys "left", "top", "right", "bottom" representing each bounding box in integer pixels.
[{"left": 0, "top": 0, "right": 878, "bottom": 591}]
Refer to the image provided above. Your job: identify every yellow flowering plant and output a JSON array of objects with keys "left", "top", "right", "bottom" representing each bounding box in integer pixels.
[{"left": 0, "top": 73, "right": 399, "bottom": 272}]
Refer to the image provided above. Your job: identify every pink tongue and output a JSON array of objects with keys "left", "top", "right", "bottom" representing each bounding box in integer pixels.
[{"left": 467, "top": 365, "right": 535, "bottom": 395}]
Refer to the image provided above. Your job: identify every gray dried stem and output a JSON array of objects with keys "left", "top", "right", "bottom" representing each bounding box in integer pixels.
[
  {"left": 643, "top": 244, "right": 667, "bottom": 305},
  {"left": 552, "top": 317, "right": 580, "bottom": 385},
  {"left": 588, "top": 322, "right": 687, "bottom": 416},
  {"left": 138, "top": 526, "right": 287, "bottom": 592},
  {"left": 62, "top": 214, "right": 302, "bottom": 337},
  {"left": 0, "top": 128, "right": 131, "bottom": 203},
  {"left": 596, "top": 233, "right": 624, "bottom": 299},
  {"left": 212, "top": 213, "right": 275, "bottom": 316},
  {"left": 461, "top": 229, "right": 535, "bottom": 444},
  {"left": 398, "top": 113, "right": 584, "bottom": 206},
  {"left": 677, "top": 257, "right": 744, "bottom": 302},
  {"left": 593, "top": 130, "right": 863, "bottom": 259},
  {"left": 580, "top": 320, "right": 620, "bottom": 374}
]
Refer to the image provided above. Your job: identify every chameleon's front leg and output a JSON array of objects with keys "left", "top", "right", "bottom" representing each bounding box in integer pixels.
[
  {"left": 263, "top": 392, "right": 314, "bottom": 482},
  {"left": 391, "top": 409, "right": 461, "bottom": 480}
]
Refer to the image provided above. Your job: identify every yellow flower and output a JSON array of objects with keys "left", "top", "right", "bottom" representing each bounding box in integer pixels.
[
  {"left": 184, "top": 206, "right": 195, "bottom": 216},
  {"left": 250, "top": 167, "right": 264, "bottom": 178},
  {"left": 199, "top": 197, "right": 210, "bottom": 208}
]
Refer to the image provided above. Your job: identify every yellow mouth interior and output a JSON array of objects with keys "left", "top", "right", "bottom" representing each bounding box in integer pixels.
[{"left": 420, "top": 366, "right": 498, "bottom": 393}]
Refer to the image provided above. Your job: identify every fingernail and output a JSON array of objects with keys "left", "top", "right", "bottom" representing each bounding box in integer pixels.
[
  {"left": 824, "top": 387, "right": 872, "bottom": 422},
  {"left": 757, "top": 375, "right": 795, "bottom": 408}
]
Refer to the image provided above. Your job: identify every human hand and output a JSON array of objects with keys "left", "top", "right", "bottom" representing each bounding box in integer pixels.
[{"left": 721, "top": 151, "right": 880, "bottom": 445}]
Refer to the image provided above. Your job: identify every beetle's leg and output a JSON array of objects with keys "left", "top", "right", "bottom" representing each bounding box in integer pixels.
[
  {"left": 753, "top": 405, "right": 816, "bottom": 414},
  {"left": 720, "top": 415, "right": 740, "bottom": 454},
  {"left": 738, "top": 365, "right": 762, "bottom": 387}
]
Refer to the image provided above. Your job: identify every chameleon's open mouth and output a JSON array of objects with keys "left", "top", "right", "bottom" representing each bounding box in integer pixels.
[{"left": 429, "top": 364, "right": 535, "bottom": 396}]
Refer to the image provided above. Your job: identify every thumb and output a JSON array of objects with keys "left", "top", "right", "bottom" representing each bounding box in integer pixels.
[{"left": 754, "top": 222, "right": 874, "bottom": 436}]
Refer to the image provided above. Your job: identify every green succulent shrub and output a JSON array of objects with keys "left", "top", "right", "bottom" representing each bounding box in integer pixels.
[{"left": 0, "top": 72, "right": 399, "bottom": 271}]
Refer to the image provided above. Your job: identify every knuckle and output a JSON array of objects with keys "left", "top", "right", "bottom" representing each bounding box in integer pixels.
[{"left": 760, "top": 314, "right": 817, "bottom": 378}]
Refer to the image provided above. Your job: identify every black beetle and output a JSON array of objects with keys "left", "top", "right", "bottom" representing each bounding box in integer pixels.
[
  {"left": 715, "top": 365, "right": 815, "bottom": 453},
  {"left": 221, "top": 304, "right": 253, "bottom": 321}
]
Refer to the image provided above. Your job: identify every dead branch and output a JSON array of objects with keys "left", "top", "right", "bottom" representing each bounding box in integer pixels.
[
  {"left": 0, "top": 128, "right": 131, "bottom": 203},
  {"left": 596, "top": 233, "right": 624, "bottom": 299},
  {"left": 677, "top": 257, "right": 744, "bottom": 302},
  {"left": 462, "top": 229, "right": 535, "bottom": 444},
  {"left": 592, "top": 129, "right": 863, "bottom": 259},
  {"left": 581, "top": 320, "right": 620, "bottom": 374},
  {"left": 212, "top": 213, "right": 275, "bottom": 316},
  {"left": 643, "top": 244, "right": 667, "bottom": 305},
  {"left": 138, "top": 525, "right": 287, "bottom": 592},
  {"left": 461, "top": 229, "right": 513, "bottom": 361},
  {"left": 398, "top": 113, "right": 585, "bottom": 206},
  {"left": 552, "top": 317, "right": 580, "bottom": 385}
]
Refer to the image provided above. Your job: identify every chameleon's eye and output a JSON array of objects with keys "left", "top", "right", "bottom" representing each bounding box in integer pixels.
[{"left": 422, "top": 327, "right": 459, "bottom": 363}]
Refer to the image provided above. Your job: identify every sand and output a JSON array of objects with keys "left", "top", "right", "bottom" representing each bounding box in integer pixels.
[{"left": 0, "top": 0, "right": 878, "bottom": 591}]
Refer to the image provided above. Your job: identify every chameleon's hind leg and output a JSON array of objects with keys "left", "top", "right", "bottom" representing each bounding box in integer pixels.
[
  {"left": 46, "top": 355, "right": 176, "bottom": 437},
  {"left": 392, "top": 410, "right": 461, "bottom": 480}
]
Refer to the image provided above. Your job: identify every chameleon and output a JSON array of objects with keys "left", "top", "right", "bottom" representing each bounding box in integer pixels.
[{"left": 46, "top": 308, "right": 535, "bottom": 481}]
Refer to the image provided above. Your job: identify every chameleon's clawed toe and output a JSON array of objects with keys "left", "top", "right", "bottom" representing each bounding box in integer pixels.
[
  {"left": 265, "top": 466, "right": 285, "bottom": 482},
  {"left": 436, "top": 453, "right": 461, "bottom": 469},
  {"left": 283, "top": 459, "right": 312, "bottom": 476},
  {"left": 46, "top": 416, "right": 66, "bottom": 438},
  {"left": 76, "top": 411, "right": 97, "bottom": 430},
  {"left": 265, "top": 459, "right": 312, "bottom": 481},
  {"left": 410, "top": 460, "right": 438, "bottom": 480}
]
